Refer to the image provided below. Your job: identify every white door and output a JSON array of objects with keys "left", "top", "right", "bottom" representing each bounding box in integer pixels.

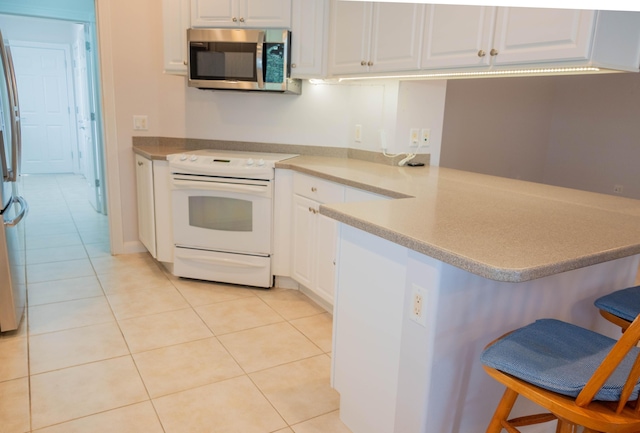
[{"left": 11, "top": 42, "right": 76, "bottom": 174}]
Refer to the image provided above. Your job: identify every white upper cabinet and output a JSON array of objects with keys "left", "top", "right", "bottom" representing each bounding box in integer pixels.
[
  {"left": 290, "top": 0, "right": 329, "bottom": 77},
  {"left": 163, "top": 0, "right": 190, "bottom": 75},
  {"left": 191, "top": 0, "right": 292, "bottom": 28},
  {"left": 421, "top": 5, "right": 495, "bottom": 69},
  {"left": 329, "top": 0, "right": 424, "bottom": 75},
  {"left": 491, "top": 8, "right": 594, "bottom": 65},
  {"left": 422, "top": 5, "right": 596, "bottom": 70}
]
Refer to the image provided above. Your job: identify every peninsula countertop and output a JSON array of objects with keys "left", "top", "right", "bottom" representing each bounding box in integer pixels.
[
  {"left": 276, "top": 155, "right": 640, "bottom": 283},
  {"left": 133, "top": 143, "right": 640, "bottom": 283}
]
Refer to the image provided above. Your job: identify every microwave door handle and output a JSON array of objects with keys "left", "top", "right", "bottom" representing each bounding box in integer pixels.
[{"left": 256, "top": 31, "right": 265, "bottom": 89}]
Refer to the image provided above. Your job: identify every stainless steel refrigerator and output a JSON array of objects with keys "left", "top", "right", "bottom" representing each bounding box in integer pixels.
[{"left": 0, "top": 28, "right": 27, "bottom": 333}]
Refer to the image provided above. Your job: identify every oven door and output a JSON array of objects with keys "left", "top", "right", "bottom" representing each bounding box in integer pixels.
[{"left": 171, "top": 175, "right": 272, "bottom": 255}]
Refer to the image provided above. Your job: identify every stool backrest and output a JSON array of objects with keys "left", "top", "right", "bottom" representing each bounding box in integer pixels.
[{"left": 577, "top": 313, "right": 640, "bottom": 413}]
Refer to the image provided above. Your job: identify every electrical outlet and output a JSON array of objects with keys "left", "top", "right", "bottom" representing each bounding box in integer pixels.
[
  {"left": 409, "top": 128, "right": 419, "bottom": 148},
  {"left": 614, "top": 184, "right": 624, "bottom": 194},
  {"left": 421, "top": 128, "right": 431, "bottom": 146},
  {"left": 410, "top": 284, "right": 428, "bottom": 326},
  {"left": 355, "top": 124, "right": 362, "bottom": 143}
]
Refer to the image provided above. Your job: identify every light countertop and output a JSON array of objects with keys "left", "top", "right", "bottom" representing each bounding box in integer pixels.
[
  {"left": 133, "top": 143, "right": 640, "bottom": 283},
  {"left": 277, "top": 156, "right": 640, "bottom": 282}
]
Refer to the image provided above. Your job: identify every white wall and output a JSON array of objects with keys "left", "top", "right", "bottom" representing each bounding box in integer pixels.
[
  {"left": 395, "top": 80, "right": 447, "bottom": 166},
  {"left": 98, "top": 0, "right": 449, "bottom": 252}
]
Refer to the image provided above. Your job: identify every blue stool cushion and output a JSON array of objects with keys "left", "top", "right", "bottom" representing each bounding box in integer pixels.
[
  {"left": 481, "top": 319, "right": 640, "bottom": 401},
  {"left": 595, "top": 286, "right": 640, "bottom": 322}
]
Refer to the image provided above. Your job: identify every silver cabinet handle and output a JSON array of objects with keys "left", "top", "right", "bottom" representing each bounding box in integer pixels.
[
  {"left": 311, "top": 187, "right": 317, "bottom": 192},
  {"left": 490, "top": 49, "right": 499, "bottom": 56},
  {"left": 367, "top": 61, "right": 373, "bottom": 66},
  {"left": 239, "top": 17, "right": 245, "bottom": 22},
  {"left": 291, "top": 63, "right": 297, "bottom": 68},
  {"left": 477, "top": 50, "right": 486, "bottom": 57},
  {"left": 137, "top": 161, "right": 144, "bottom": 166},
  {"left": 361, "top": 60, "right": 367, "bottom": 66},
  {"left": 232, "top": 17, "right": 238, "bottom": 22}
]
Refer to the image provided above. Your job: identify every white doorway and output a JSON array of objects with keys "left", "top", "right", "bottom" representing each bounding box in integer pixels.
[
  {"left": 11, "top": 42, "right": 76, "bottom": 174},
  {"left": 0, "top": 14, "right": 107, "bottom": 217}
]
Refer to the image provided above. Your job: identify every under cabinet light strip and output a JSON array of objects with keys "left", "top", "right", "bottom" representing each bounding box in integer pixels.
[{"left": 314, "top": 67, "right": 603, "bottom": 83}]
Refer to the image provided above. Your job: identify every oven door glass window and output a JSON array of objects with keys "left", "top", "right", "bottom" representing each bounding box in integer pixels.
[
  {"left": 172, "top": 185, "right": 272, "bottom": 256},
  {"left": 189, "top": 196, "right": 252, "bottom": 232}
]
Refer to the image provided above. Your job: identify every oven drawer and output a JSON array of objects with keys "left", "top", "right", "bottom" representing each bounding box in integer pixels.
[
  {"left": 293, "top": 172, "right": 344, "bottom": 203},
  {"left": 174, "top": 247, "right": 272, "bottom": 288}
]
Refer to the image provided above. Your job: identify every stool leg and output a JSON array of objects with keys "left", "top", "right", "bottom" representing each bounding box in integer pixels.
[
  {"left": 486, "top": 388, "right": 518, "bottom": 433},
  {"left": 555, "top": 419, "right": 580, "bottom": 433}
]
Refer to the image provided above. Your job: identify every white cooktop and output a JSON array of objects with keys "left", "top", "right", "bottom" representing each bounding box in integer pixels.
[{"left": 167, "top": 149, "right": 298, "bottom": 179}]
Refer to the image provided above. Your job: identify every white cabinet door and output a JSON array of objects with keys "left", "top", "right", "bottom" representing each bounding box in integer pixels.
[
  {"left": 291, "top": 0, "right": 328, "bottom": 77},
  {"left": 292, "top": 194, "right": 317, "bottom": 289},
  {"left": 492, "top": 8, "right": 595, "bottom": 65},
  {"left": 315, "top": 213, "right": 338, "bottom": 303},
  {"left": 328, "top": 0, "right": 372, "bottom": 75},
  {"left": 329, "top": 1, "right": 423, "bottom": 75},
  {"left": 191, "top": 0, "right": 236, "bottom": 27},
  {"left": 421, "top": 4, "right": 495, "bottom": 69},
  {"left": 135, "top": 154, "right": 157, "bottom": 258},
  {"left": 192, "top": 0, "right": 291, "bottom": 28},
  {"left": 163, "top": 0, "right": 190, "bottom": 75},
  {"left": 369, "top": 3, "right": 424, "bottom": 73},
  {"left": 243, "top": 0, "right": 291, "bottom": 28}
]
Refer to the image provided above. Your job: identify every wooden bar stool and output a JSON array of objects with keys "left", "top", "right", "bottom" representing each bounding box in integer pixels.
[
  {"left": 594, "top": 285, "right": 640, "bottom": 332},
  {"left": 480, "top": 314, "right": 640, "bottom": 433}
]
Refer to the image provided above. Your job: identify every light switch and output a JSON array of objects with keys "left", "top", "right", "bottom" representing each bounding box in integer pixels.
[{"left": 133, "top": 115, "right": 148, "bottom": 131}]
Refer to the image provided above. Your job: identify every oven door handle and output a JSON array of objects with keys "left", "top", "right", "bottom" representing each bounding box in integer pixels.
[
  {"left": 179, "top": 253, "right": 267, "bottom": 268},
  {"left": 171, "top": 178, "right": 270, "bottom": 195}
]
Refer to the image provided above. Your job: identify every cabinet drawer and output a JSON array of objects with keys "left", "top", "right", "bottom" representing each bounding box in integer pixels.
[{"left": 293, "top": 172, "right": 344, "bottom": 203}]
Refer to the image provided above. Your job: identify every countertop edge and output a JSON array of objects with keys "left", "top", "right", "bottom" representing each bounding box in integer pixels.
[{"left": 321, "top": 205, "right": 640, "bottom": 282}]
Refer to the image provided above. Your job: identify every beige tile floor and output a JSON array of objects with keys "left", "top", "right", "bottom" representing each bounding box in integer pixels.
[{"left": 0, "top": 174, "right": 352, "bottom": 433}]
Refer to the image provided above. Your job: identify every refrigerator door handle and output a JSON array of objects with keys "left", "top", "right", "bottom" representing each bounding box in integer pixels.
[
  {"left": 3, "top": 196, "right": 27, "bottom": 227},
  {"left": 5, "top": 45, "right": 19, "bottom": 182},
  {"left": 0, "top": 131, "right": 7, "bottom": 181}
]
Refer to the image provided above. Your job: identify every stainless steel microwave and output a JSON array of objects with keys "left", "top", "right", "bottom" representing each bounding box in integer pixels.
[{"left": 187, "top": 28, "right": 301, "bottom": 94}]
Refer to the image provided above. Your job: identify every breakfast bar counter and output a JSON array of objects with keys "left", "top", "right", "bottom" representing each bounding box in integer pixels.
[
  {"left": 277, "top": 155, "right": 640, "bottom": 283},
  {"left": 276, "top": 155, "right": 640, "bottom": 433}
]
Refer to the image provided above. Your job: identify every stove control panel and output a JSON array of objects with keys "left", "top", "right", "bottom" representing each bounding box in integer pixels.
[{"left": 167, "top": 150, "right": 298, "bottom": 180}]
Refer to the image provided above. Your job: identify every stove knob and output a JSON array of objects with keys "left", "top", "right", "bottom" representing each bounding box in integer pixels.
[
  {"left": 257, "top": 159, "right": 265, "bottom": 166},
  {"left": 179, "top": 154, "right": 187, "bottom": 161},
  {"left": 246, "top": 158, "right": 254, "bottom": 166},
  {"left": 190, "top": 155, "right": 198, "bottom": 162}
]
